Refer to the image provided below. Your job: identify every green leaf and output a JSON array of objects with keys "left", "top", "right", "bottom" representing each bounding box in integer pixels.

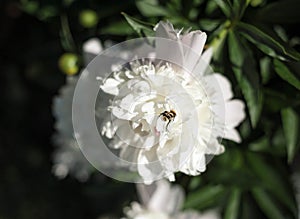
[
  {"left": 273, "top": 59, "right": 300, "bottom": 90},
  {"left": 37, "top": 6, "right": 58, "bottom": 21},
  {"left": 228, "top": 30, "right": 263, "bottom": 128},
  {"left": 212, "top": 0, "right": 232, "bottom": 17},
  {"left": 121, "top": 13, "right": 154, "bottom": 37},
  {"left": 252, "top": 188, "right": 285, "bottom": 219},
  {"left": 249, "top": 137, "right": 270, "bottom": 152},
  {"left": 263, "top": 88, "right": 292, "bottom": 112},
  {"left": 199, "top": 19, "right": 221, "bottom": 32},
  {"left": 237, "top": 22, "right": 300, "bottom": 61},
  {"left": 205, "top": 0, "right": 219, "bottom": 15},
  {"left": 20, "top": 0, "right": 39, "bottom": 14},
  {"left": 224, "top": 188, "right": 241, "bottom": 219},
  {"left": 246, "top": 153, "right": 297, "bottom": 216},
  {"left": 250, "top": 0, "right": 265, "bottom": 7},
  {"left": 188, "top": 176, "right": 202, "bottom": 190},
  {"left": 136, "top": 0, "right": 169, "bottom": 17},
  {"left": 255, "top": 0, "right": 300, "bottom": 23},
  {"left": 183, "top": 185, "right": 224, "bottom": 209},
  {"left": 232, "top": 0, "right": 250, "bottom": 19},
  {"left": 281, "top": 108, "right": 299, "bottom": 163},
  {"left": 274, "top": 25, "right": 288, "bottom": 42},
  {"left": 101, "top": 21, "right": 135, "bottom": 35},
  {"left": 60, "top": 15, "right": 76, "bottom": 52},
  {"left": 259, "top": 57, "right": 271, "bottom": 84}
]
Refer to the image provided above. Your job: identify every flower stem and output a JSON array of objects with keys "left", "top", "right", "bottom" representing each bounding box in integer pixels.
[{"left": 209, "top": 20, "right": 231, "bottom": 53}]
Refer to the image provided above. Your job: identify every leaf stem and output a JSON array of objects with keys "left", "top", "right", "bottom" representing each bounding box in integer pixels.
[
  {"left": 209, "top": 20, "right": 231, "bottom": 52},
  {"left": 60, "top": 14, "right": 76, "bottom": 52}
]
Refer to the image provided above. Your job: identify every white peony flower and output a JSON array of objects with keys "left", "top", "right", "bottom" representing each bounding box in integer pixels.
[
  {"left": 123, "top": 180, "right": 221, "bottom": 219},
  {"left": 97, "top": 21, "right": 245, "bottom": 183},
  {"left": 52, "top": 38, "right": 102, "bottom": 181}
]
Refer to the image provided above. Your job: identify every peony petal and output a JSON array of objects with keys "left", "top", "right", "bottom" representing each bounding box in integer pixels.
[
  {"left": 181, "top": 31, "right": 207, "bottom": 72},
  {"left": 224, "top": 128, "right": 242, "bottom": 143},
  {"left": 205, "top": 139, "right": 225, "bottom": 155},
  {"left": 100, "top": 78, "right": 121, "bottom": 96},
  {"left": 201, "top": 47, "right": 213, "bottom": 66},
  {"left": 180, "top": 146, "right": 207, "bottom": 176},
  {"left": 191, "top": 47, "right": 213, "bottom": 77},
  {"left": 154, "top": 21, "right": 177, "bottom": 40},
  {"left": 181, "top": 31, "right": 207, "bottom": 57},
  {"left": 119, "top": 145, "right": 140, "bottom": 163},
  {"left": 137, "top": 146, "right": 164, "bottom": 184},
  {"left": 136, "top": 183, "right": 157, "bottom": 206},
  {"left": 154, "top": 21, "right": 185, "bottom": 69},
  {"left": 212, "top": 73, "right": 233, "bottom": 101},
  {"left": 147, "top": 180, "right": 185, "bottom": 214},
  {"left": 225, "top": 99, "right": 246, "bottom": 128},
  {"left": 83, "top": 38, "right": 102, "bottom": 64}
]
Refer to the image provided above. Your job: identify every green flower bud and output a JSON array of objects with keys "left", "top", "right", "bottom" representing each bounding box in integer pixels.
[
  {"left": 58, "top": 53, "right": 79, "bottom": 75},
  {"left": 79, "top": 9, "right": 98, "bottom": 28}
]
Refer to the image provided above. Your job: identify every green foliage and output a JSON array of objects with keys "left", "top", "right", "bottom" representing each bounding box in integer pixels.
[
  {"left": 274, "top": 59, "right": 300, "bottom": 90},
  {"left": 281, "top": 108, "right": 299, "bottom": 163},
  {"left": 122, "top": 12, "right": 155, "bottom": 37},
  {"left": 237, "top": 22, "right": 300, "bottom": 61},
  {"left": 228, "top": 30, "right": 263, "bottom": 128},
  {"left": 252, "top": 187, "right": 285, "bottom": 219},
  {"left": 184, "top": 184, "right": 225, "bottom": 209},
  {"left": 224, "top": 188, "right": 241, "bottom": 219}
]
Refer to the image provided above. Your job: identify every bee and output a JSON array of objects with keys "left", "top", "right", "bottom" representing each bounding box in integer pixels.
[{"left": 159, "top": 110, "right": 177, "bottom": 129}]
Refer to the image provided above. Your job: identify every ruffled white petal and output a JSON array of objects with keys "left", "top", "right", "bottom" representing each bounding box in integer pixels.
[
  {"left": 126, "top": 180, "right": 220, "bottom": 219},
  {"left": 224, "top": 128, "right": 242, "bottom": 143},
  {"left": 154, "top": 21, "right": 177, "bottom": 40},
  {"left": 225, "top": 99, "right": 246, "bottom": 128},
  {"left": 83, "top": 38, "right": 102, "bottom": 64},
  {"left": 181, "top": 31, "right": 207, "bottom": 55},
  {"left": 213, "top": 73, "right": 233, "bottom": 101},
  {"left": 147, "top": 180, "right": 184, "bottom": 214},
  {"left": 180, "top": 31, "right": 207, "bottom": 72}
]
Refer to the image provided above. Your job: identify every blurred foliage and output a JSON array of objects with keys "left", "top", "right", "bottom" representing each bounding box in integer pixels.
[{"left": 1, "top": 0, "right": 300, "bottom": 218}]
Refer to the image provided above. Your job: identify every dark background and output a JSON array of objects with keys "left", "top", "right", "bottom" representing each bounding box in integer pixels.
[{"left": 0, "top": 1, "right": 139, "bottom": 218}]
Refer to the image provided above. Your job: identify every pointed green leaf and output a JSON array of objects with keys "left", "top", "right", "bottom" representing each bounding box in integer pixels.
[
  {"left": 188, "top": 176, "right": 202, "bottom": 191},
  {"left": 199, "top": 19, "right": 222, "bottom": 32},
  {"left": 60, "top": 15, "right": 76, "bottom": 52},
  {"left": 183, "top": 185, "right": 224, "bottom": 209},
  {"left": 101, "top": 21, "right": 135, "bottom": 35},
  {"left": 228, "top": 30, "right": 263, "bottom": 128},
  {"left": 122, "top": 13, "right": 154, "bottom": 37},
  {"left": 281, "top": 108, "right": 299, "bottom": 163},
  {"left": 252, "top": 188, "right": 285, "bottom": 219},
  {"left": 249, "top": 137, "right": 270, "bottom": 152},
  {"left": 224, "top": 188, "right": 241, "bottom": 219},
  {"left": 273, "top": 59, "right": 300, "bottom": 90},
  {"left": 212, "top": 0, "right": 232, "bottom": 17},
  {"left": 136, "top": 0, "right": 169, "bottom": 17},
  {"left": 237, "top": 22, "right": 300, "bottom": 61},
  {"left": 260, "top": 57, "right": 271, "bottom": 84},
  {"left": 250, "top": 0, "right": 264, "bottom": 7},
  {"left": 232, "top": 0, "right": 250, "bottom": 18},
  {"left": 247, "top": 153, "right": 298, "bottom": 216}
]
